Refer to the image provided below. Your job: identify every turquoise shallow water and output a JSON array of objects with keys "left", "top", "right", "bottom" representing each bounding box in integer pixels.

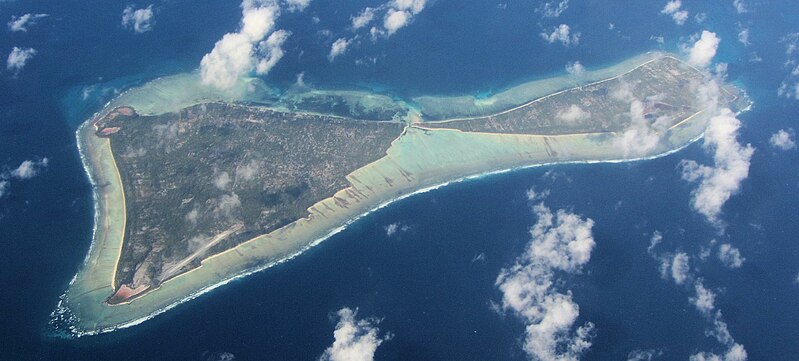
[{"left": 1, "top": 0, "right": 798, "bottom": 360}]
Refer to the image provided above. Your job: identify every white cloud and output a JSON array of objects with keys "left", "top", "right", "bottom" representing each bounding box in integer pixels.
[
  {"left": 383, "top": 8, "right": 410, "bottom": 35},
  {"left": 690, "top": 343, "right": 748, "bottom": 361},
  {"left": 0, "top": 158, "right": 48, "bottom": 198},
  {"left": 737, "top": 28, "right": 750, "bottom": 46},
  {"left": 661, "top": 0, "right": 689, "bottom": 25},
  {"left": 648, "top": 231, "right": 663, "bottom": 254},
  {"left": 285, "top": 0, "right": 311, "bottom": 12},
  {"left": 329, "top": 37, "right": 352, "bottom": 61},
  {"left": 718, "top": 244, "right": 745, "bottom": 268},
  {"left": 235, "top": 159, "right": 261, "bottom": 181},
  {"left": 384, "top": 222, "right": 409, "bottom": 237},
  {"left": 694, "top": 12, "right": 707, "bottom": 24},
  {"left": 200, "top": 1, "right": 289, "bottom": 90},
  {"left": 392, "top": 0, "right": 426, "bottom": 14},
  {"left": 351, "top": 7, "right": 376, "bottom": 29},
  {"left": 353, "top": 0, "right": 427, "bottom": 39},
  {"left": 6, "top": 47, "right": 36, "bottom": 74},
  {"left": 627, "top": 349, "right": 663, "bottom": 361},
  {"left": 770, "top": 129, "right": 796, "bottom": 150},
  {"left": 557, "top": 104, "right": 591, "bottom": 124},
  {"left": 565, "top": 61, "right": 585, "bottom": 76},
  {"left": 7, "top": 13, "right": 48, "bottom": 32},
  {"left": 536, "top": 0, "right": 569, "bottom": 18},
  {"left": 10, "top": 158, "right": 48, "bottom": 179},
  {"left": 381, "top": 0, "right": 426, "bottom": 36},
  {"left": 670, "top": 252, "right": 690, "bottom": 284},
  {"left": 690, "top": 282, "right": 716, "bottom": 315},
  {"left": 613, "top": 99, "right": 672, "bottom": 157},
  {"left": 526, "top": 187, "right": 550, "bottom": 202},
  {"left": 214, "top": 193, "right": 241, "bottom": 218},
  {"left": 680, "top": 108, "right": 754, "bottom": 225},
  {"left": 777, "top": 81, "right": 799, "bottom": 100},
  {"left": 122, "top": 5, "right": 155, "bottom": 33},
  {"left": 496, "top": 202, "right": 596, "bottom": 361},
  {"left": 255, "top": 29, "right": 290, "bottom": 74},
  {"left": 732, "top": 0, "right": 747, "bottom": 14},
  {"left": 319, "top": 307, "right": 388, "bottom": 361},
  {"left": 214, "top": 171, "right": 232, "bottom": 190},
  {"left": 541, "top": 24, "right": 580, "bottom": 46},
  {"left": 686, "top": 30, "right": 721, "bottom": 68}
]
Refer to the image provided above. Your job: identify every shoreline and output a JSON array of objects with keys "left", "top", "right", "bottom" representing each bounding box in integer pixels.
[
  {"left": 60, "top": 125, "right": 707, "bottom": 337},
  {"left": 56, "top": 52, "right": 742, "bottom": 336}
]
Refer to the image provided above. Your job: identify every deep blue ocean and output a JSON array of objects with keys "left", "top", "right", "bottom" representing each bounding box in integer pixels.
[{"left": 1, "top": 1, "right": 798, "bottom": 360}]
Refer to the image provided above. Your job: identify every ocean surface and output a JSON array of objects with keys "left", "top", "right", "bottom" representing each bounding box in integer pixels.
[{"left": 1, "top": 0, "right": 798, "bottom": 360}]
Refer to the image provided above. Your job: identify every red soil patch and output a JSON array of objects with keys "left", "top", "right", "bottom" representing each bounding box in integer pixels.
[{"left": 107, "top": 284, "right": 149, "bottom": 304}]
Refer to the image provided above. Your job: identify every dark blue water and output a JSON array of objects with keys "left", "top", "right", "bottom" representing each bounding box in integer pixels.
[{"left": 1, "top": 0, "right": 798, "bottom": 360}]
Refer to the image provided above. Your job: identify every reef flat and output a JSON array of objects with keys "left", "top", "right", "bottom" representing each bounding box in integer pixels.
[{"left": 56, "top": 52, "right": 747, "bottom": 335}]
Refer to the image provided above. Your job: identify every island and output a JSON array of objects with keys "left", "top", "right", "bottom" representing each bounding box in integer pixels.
[{"left": 52, "top": 53, "right": 748, "bottom": 336}]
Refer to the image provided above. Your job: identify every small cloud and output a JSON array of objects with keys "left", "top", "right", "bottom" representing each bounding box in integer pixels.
[
  {"left": 185, "top": 209, "right": 199, "bottom": 226},
  {"left": 0, "top": 180, "right": 8, "bottom": 198},
  {"left": 285, "top": 0, "right": 312, "bottom": 12},
  {"left": 627, "top": 349, "right": 664, "bottom": 361},
  {"left": 777, "top": 81, "right": 799, "bottom": 100},
  {"left": 556, "top": 104, "right": 591, "bottom": 124},
  {"left": 0, "top": 158, "right": 48, "bottom": 199},
  {"left": 354, "top": 0, "right": 427, "bottom": 40},
  {"left": 200, "top": 2, "right": 288, "bottom": 90},
  {"left": 235, "top": 159, "right": 261, "bottom": 181},
  {"left": 7, "top": 13, "right": 48, "bottom": 32},
  {"left": 495, "top": 202, "right": 596, "bottom": 361},
  {"left": 214, "top": 193, "right": 241, "bottom": 219},
  {"left": 535, "top": 0, "right": 569, "bottom": 18},
  {"left": 769, "top": 129, "right": 796, "bottom": 150},
  {"left": 690, "top": 281, "right": 716, "bottom": 315},
  {"left": 525, "top": 187, "right": 550, "bottom": 202},
  {"left": 690, "top": 343, "right": 748, "bottom": 361},
  {"left": 661, "top": 0, "right": 689, "bottom": 26},
  {"left": 6, "top": 46, "right": 36, "bottom": 74},
  {"left": 319, "top": 307, "right": 389, "bottom": 361},
  {"left": 214, "top": 171, "right": 232, "bottom": 190},
  {"left": 540, "top": 24, "right": 580, "bottom": 46},
  {"left": 671, "top": 252, "right": 690, "bottom": 284},
  {"left": 255, "top": 29, "right": 290, "bottom": 74},
  {"left": 718, "top": 244, "right": 745, "bottom": 268},
  {"left": 732, "top": 0, "right": 747, "bottom": 14},
  {"left": 384, "top": 222, "right": 408, "bottom": 237},
  {"left": 329, "top": 37, "right": 352, "bottom": 61},
  {"left": 351, "top": 7, "right": 376, "bottom": 30},
  {"left": 565, "top": 61, "right": 585, "bottom": 76},
  {"left": 10, "top": 158, "right": 48, "bottom": 179},
  {"left": 680, "top": 108, "right": 754, "bottom": 225},
  {"left": 383, "top": 8, "right": 410, "bottom": 35},
  {"left": 694, "top": 12, "right": 707, "bottom": 24},
  {"left": 471, "top": 252, "right": 486, "bottom": 263},
  {"left": 122, "top": 5, "right": 155, "bottom": 34},
  {"left": 737, "top": 28, "right": 750, "bottom": 46},
  {"left": 382, "top": 0, "right": 427, "bottom": 36},
  {"left": 686, "top": 30, "right": 721, "bottom": 68},
  {"left": 612, "top": 99, "right": 671, "bottom": 157},
  {"left": 201, "top": 351, "right": 236, "bottom": 361},
  {"left": 648, "top": 231, "right": 663, "bottom": 254}
]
